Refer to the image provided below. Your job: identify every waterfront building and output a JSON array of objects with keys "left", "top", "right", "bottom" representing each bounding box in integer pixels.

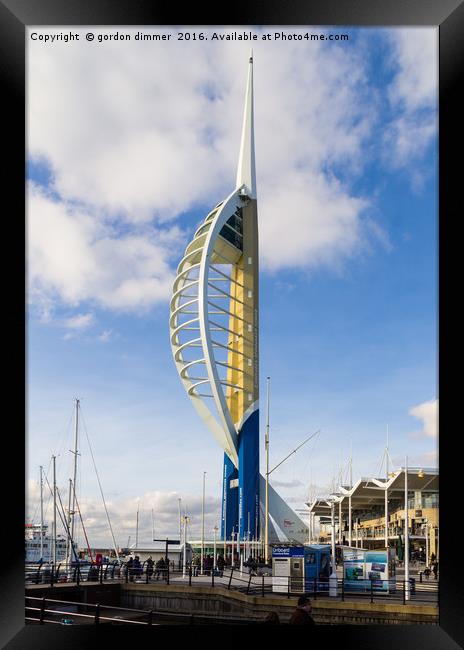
[{"left": 308, "top": 467, "right": 438, "bottom": 562}]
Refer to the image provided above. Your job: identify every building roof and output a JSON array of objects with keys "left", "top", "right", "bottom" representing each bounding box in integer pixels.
[{"left": 306, "top": 468, "right": 438, "bottom": 516}]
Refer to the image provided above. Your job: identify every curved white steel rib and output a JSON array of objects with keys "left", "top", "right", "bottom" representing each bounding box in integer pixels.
[{"left": 170, "top": 188, "right": 253, "bottom": 468}]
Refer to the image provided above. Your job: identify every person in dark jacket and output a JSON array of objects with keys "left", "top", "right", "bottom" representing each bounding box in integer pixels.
[
  {"left": 217, "top": 554, "right": 225, "bottom": 576},
  {"left": 146, "top": 556, "right": 154, "bottom": 580},
  {"left": 289, "top": 595, "right": 316, "bottom": 625},
  {"left": 126, "top": 557, "right": 134, "bottom": 581}
]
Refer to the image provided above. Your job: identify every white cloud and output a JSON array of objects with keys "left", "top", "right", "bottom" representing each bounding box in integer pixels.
[
  {"left": 64, "top": 313, "right": 95, "bottom": 330},
  {"left": 98, "top": 329, "right": 113, "bottom": 342},
  {"left": 26, "top": 27, "right": 436, "bottom": 314},
  {"left": 384, "top": 28, "right": 438, "bottom": 173},
  {"left": 409, "top": 398, "right": 438, "bottom": 438},
  {"left": 26, "top": 485, "right": 223, "bottom": 547},
  {"left": 27, "top": 183, "right": 180, "bottom": 312}
]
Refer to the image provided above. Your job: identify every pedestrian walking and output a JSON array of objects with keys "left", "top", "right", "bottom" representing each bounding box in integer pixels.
[
  {"left": 126, "top": 556, "right": 134, "bottom": 582},
  {"left": 289, "top": 595, "right": 316, "bottom": 625},
  {"left": 217, "top": 554, "right": 225, "bottom": 576},
  {"left": 192, "top": 554, "right": 200, "bottom": 577},
  {"left": 146, "top": 556, "right": 154, "bottom": 580}
]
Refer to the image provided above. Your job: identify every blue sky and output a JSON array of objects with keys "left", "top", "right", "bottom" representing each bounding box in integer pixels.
[{"left": 26, "top": 26, "right": 437, "bottom": 547}]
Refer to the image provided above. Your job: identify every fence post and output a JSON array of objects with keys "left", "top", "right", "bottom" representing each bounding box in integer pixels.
[
  {"left": 95, "top": 603, "right": 100, "bottom": 626},
  {"left": 287, "top": 576, "right": 290, "bottom": 599},
  {"left": 262, "top": 574, "right": 265, "bottom": 597},
  {"left": 50, "top": 564, "right": 54, "bottom": 587},
  {"left": 212, "top": 569, "right": 215, "bottom": 588},
  {"left": 247, "top": 573, "right": 252, "bottom": 594},
  {"left": 314, "top": 578, "right": 317, "bottom": 599},
  {"left": 146, "top": 567, "right": 149, "bottom": 584},
  {"left": 403, "top": 579, "right": 406, "bottom": 605},
  {"left": 370, "top": 579, "right": 374, "bottom": 603},
  {"left": 341, "top": 578, "right": 345, "bottom": 601},
  {"left": 189, "top": 566, "right": 192, "bottom": 587},
  {"left": 166, "top": 562, "right": 170, "bottom": 585},
  {"left": 100, "top": 564, "right": 103, "bottom": 584},
  {"left": 228, "top": 567, "right": 234, "bottom": 590},
  {"left": 419, "top": 571, "right": 423, "bottom": 583},
  {"left": 125, "top": 564, "right": 129, "bottom": 584},
  {"left": 39, "top": 597, "right": 46, "bottom": 625},
  {"left": 148, "top": 610, "right": 153, "bottom": 626},
  {"left": 76, "top": 564, "right": 80, "bottom": 587}
]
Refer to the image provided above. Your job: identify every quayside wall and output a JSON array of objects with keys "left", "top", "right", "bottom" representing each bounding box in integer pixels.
[{"left": 120, "top": 584, "right": 438, "bottom": 625}]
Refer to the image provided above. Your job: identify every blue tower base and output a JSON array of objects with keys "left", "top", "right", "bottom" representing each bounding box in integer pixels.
[{"left": 238, "top": 408, "right": 260, "bottom": 540}]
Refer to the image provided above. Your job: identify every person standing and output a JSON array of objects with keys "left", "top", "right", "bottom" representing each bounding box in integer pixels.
[
  {"left": 146, "top": 556, "right": 154, "bottom": 580},
  {"left": 217, "top": 554, "right": 225, "bottom": 577},
  {"left": 289, "top": 595, "right": 316, "bottom": 625}
]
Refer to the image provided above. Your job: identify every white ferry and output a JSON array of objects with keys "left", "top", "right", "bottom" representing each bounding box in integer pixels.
[{"left": 25, "top": 523, "right": 72, "bottom": 564}]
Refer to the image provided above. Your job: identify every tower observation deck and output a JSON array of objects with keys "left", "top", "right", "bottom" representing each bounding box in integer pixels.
[{"left": 169, "top": 55, "right": 307, "bottom": 545}]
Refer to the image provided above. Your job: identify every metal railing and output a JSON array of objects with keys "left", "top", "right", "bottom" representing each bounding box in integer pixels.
[
  {"left": 25, "top": 595, "right": 252, "bottom": 626},
  {"left": 25, "top": 561, "right": 438, "bottom": 606}
]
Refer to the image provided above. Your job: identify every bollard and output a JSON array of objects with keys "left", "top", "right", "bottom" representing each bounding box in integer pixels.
[
  {"left": 211, "top": 569, "right": 215, "bottom": 588},
  {"left": 287, "top": 577, "right": 290, "bottom": 599},
  {"left": 189, "top": 566, "right": 192, "bottom": 587},
  {"left": 148, "top": 610, "right": 153, "bottom": 626},
  {"left": 95, "top": 603, "right": 100, "bottom": 625},
  {"left": 166, "top": 563, "right": 170, "bottom": 585},
  {"left": 370, "top": 579, "right": 374, "bottom": 603},
  {"left": 419, "top": 571, "right": 423, "bottom": 583},
  {"left": 50, "top": 564, "right": 54, "bottom": 587},
  {"left": 341, "top": 578, "right": 345, "bottom": 601},
  {"left": 76, "top": 565, "right": 80, "bottom": 587},
  {"left": 262, "top": 574, "right": 265, "bottom": 597},
  {"left": 100, "top": 564, "right": 103, "bottom": 584}
]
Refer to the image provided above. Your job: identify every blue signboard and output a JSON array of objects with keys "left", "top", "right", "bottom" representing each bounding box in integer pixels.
[{"left": 272, "top": 546, "right": 304, "bottom": 558}]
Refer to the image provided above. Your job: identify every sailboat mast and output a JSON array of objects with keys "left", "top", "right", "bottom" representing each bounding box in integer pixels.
[
  {"left": 69, "top": 399, "right": 79, "bottom": 562},
  {"left": 39, "top": 465, "right": 44, "bottom": 560},
  {"left": 135, "top": 500, "right": 139, "bottom": 548},
  {"left": 52, "top": 455, "right": 57, "bottom": 565},
  {"left": 66, "top": 478, "right": 72, "bottom": 564}
]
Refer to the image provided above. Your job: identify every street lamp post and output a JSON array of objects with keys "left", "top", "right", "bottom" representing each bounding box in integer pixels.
[
  {"left": 329, "top": 500, "right": 337, "bottom": 597},
  {"left": 264, "top": 376, "right": 270, "bottom": 564},
  {"left": 182, "top": 515, "right": 190, "bottom": 579},
  {"left": 201, "top": 471, "right": 206, "bottom": 575},
  {"left": 213, "top": 525, "right": 218, "bottom": 570},
  {"left": 404, "top": 456, "right": 410, "bottom": 601}
]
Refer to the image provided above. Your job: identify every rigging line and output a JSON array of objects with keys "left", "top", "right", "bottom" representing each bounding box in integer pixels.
[
  {"left": 55, "top": 485, "right": 80, "bottom": 562},
  {"left": 44, "top": 474, "right": 78, "bottom": 561},
  {"left": 72, "top": 483, "right": 93, "bottom": 562},
  {"left": 80, "top": 409, "right": 121, "bottom": 564}
]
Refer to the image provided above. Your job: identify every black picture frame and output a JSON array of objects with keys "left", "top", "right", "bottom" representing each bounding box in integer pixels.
[{"left": 1, "top": 0, "right": 461, "bottom": 646}]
